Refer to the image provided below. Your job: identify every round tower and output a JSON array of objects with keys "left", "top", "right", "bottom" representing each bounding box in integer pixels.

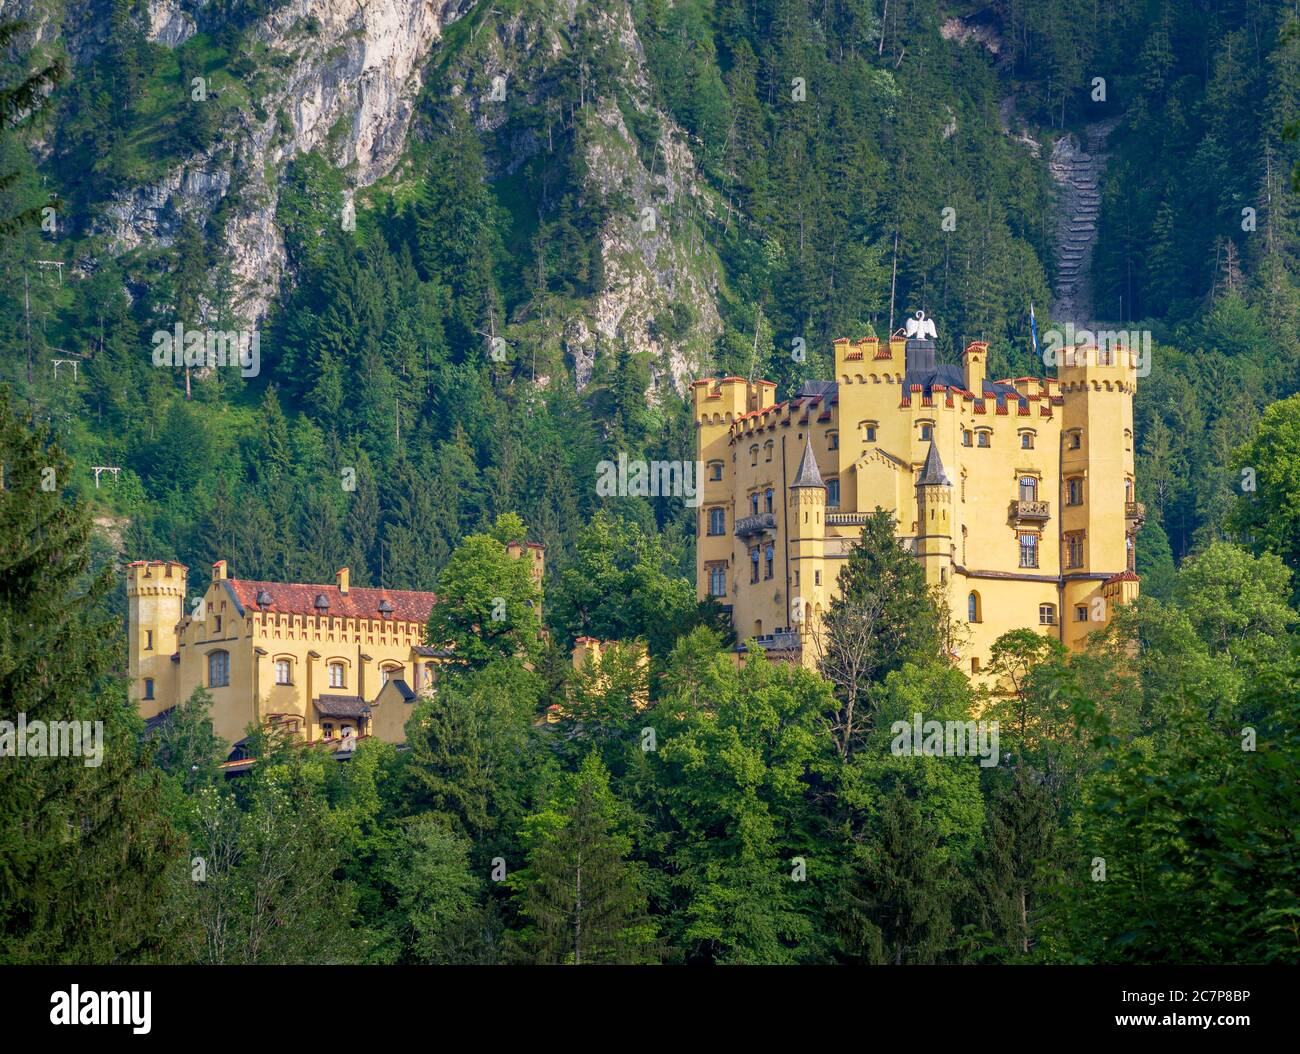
[
  {"left": 914, "top": 441, "right": 954, "bottom": 587},
  {"left": 788, "top": 434, "right": 827, "bottom": 656}
]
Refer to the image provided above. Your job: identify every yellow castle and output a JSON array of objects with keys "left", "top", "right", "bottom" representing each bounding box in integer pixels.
[
  {"left": 693, "top": 323, "right": 1143, "bottom": 678},
  {"left": 128, "top": 542, "right": 545, "bottom": 758}
]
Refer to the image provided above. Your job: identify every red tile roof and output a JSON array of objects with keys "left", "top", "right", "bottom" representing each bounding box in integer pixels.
[
  {"left": 1104, "top": 570, "right": 1140, "bottom": 585},
  {"left": 226, "top": 578, "right": 438, "bottom": 622}
]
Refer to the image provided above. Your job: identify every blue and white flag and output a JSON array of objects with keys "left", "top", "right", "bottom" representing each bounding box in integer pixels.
[{"left": 1029, "top": 302, "right": 1040, "bottom": 359}]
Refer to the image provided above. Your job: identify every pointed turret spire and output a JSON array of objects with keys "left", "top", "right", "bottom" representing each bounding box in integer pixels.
[
  {"left": 791, "top": 434, "right": 825, "bottom": 489},
  {"left": 916, "top": 441, "right": 951, "bottom": 487}
]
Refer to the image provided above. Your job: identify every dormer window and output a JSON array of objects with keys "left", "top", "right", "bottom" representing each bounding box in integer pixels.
[{"left": 378, "top": 599, "right": 393, "bottom": 617}]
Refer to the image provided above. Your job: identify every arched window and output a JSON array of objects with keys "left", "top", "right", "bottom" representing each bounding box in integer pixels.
[
  {"left": 329, "top": 661, "right": 346, "bottom": 689},
  {"left": 750, "top": 493, "right": 759, "bottom": 516},
  {"left": 381, "top": 664, "right": 402, "bottom": 686},
  {"left": 826, "top": 478, "right": 840, "bottom": 506},
  {"left": 274, "top": 658, "right": 292, "bottom": 685},
  {"left": 750, "top": 445, "right": 759, "bottom": 466},
  {"left": 764, "top": 488, "right": 774, "bottom": 514},
  {"left": 764, "top": 440, "right": 774, "bottom": 462},
  {"left": 1019, "top": 476, "right": 1038, "bottom": 501},
  {"left": 208, "top": 650, "right": 230, "bottom": 688},
  {"left": 968, "top": 592, "right": 981, "bottom": 623}
]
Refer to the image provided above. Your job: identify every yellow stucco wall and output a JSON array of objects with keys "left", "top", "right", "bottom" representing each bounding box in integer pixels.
[{"left": 693, "top": 337, "right": 1142, "bottom": 684}]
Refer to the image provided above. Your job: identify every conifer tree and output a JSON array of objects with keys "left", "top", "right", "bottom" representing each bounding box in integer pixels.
[
  {"left": 0, "top": 386, "right": 182, "bottom": 963},
  {"left": 514, "top": 753, "right": 657, "bottom": 965}
]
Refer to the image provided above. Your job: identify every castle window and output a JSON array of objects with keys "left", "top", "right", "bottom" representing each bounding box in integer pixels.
[
  {"left": 1075, "top": 605, "right": 1089, "bottom": 622},
  {"left": 143, "top": 678, "right": 154, "bottom": 701},
  {"left": 708, "top": 461, "right": 723, "bottom": 481},
  {"left": 1124, "top": 428, "right": 1133, "bottom": 452},
  {"left": 750, "top": 445, "right": 759, "bottom": 466},
  {"left": 1069, "top": 431, "right": 1082, "bottom": 450},
  {"left": 750, "top": 548, "right": 760, "bottom": 584},
  {"left": 765, "top": 488, "right": 774, "bottom": 514},
  {"left": 1021, "top": 432, "right": 1034, "bottom": 449},
  {"left": 1066, "top": 477, "right": 1083, "bottom": 506},
  {"left": 275, "top": 659, "right": 292, "bottom": 685},
  {"left": 764, "top": 545, "right": 774, "bottom": 580},
  {"left": 708, "top": 508, "right": 726, "bottom": 536},
  {"left": 1019, "top": 476, "right": 1038, "bottom": 502},
  {"left": 329, "top": 662, "right": 346, "bottom": 689},
  {"left": 1039, "top": 604, "right": 1056, "bottom": 625},
  {"left": 814, "top": 570, "right": 822, "bottom": 586},
  {"left": 764, "top": 441, "right": 774, "bottom": 462},
  {"left": 977, "top": 431, "right": 990, "bottom": 448},
  {"left": 1019, "top": 533, "right": 1039, "bottom": 568},
  {"left": 381, "top": 664, "right": 402, "bottom": 686},
  {"left": 1066, "top": 532, "right": 1085, "bottom": 569},
  {"left": 826, "top": 478, "right": 840, "bottom": 507},
  {"left": 751, "top": 493, "right": 760, "bottom": 516},
  {"left": 1125, "top": 478, "right": 1134, "bottom": 502},
  {"left": 971, "top": 657, "right": 981, "bottom": 673},
  {"left": 962, "top": 430, "right": 972, "bottom": 447},
  {"left": 863, "top": 422, "right": 877, "bottom": 442},
  {"left": 968, "top": 592, "right": 981, "bottom": 623},
  {"left": 322, "top": 723, "right": 334, "bottom": 739},
  {"left": 708, "top": 565, "right": 727, "bottom": 597},
  {"left": 920, "top": 424, "right": 933, "bottom": 441},
  {"left": 145, "top": 630, "right": 153, "bottom": 650},
  {"left": 208, "top": 650, "right": 230, "bottom": 688},
  {"left": 213, "top": 614, "right": 222, "bottom": 634},
  {"left": 827, "top": 431, "right": 839, "bottom": 450}
]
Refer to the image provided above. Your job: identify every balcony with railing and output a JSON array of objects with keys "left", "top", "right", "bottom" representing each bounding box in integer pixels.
[
  {"left": 734, "top": 512, "right": 777, "bottom": 537},
  {"left": 1009, "top": 499, "right": 1051, "bottom": 522},
  {"left": 1125, "top": 500, "right": 1146, "bottom": 525},
  {"left": 826, "top": 512, "right": 872, "bottom": 527}
]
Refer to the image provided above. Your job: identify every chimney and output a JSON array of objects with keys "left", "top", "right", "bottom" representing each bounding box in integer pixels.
[
  {"left": 212, "top": 560, "right": 227, "bottom": 581},
  {"left": 336, "top": 567, "right": 350, "bottom": 595},
  {"left": 964, "top": 341, "right": 987, "bottom": 395}
]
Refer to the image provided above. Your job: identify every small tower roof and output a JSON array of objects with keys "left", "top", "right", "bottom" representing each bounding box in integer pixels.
[
  {"left": 917, "top": 441, "right": 951, "bottom": 487},
  {"left": 791, "top": 434, "right": 825, "bottom": 489}
]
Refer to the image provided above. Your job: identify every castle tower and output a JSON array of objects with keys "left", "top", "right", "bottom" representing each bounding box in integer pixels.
[
  {"left": 914, "top": 441, "right": 954, "bottom": 587},
  {"left": 126, "top": 560, "right": 187, "bottom": 720},
  {"left": 964, "top": 340, "right": 988, "bottom": 394},
  {"left": 788, "top": 434, "right": 827, "bottom": 655},
  {"left": 1058, "top": 338, "right": 1140, "bottom": 647}
]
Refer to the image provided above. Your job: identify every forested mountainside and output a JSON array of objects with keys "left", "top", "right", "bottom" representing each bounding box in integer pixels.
[
  {"left": 1, "top": 0, "right": 1297, "bottom": 604},
  {"left": 4, "top": 0, "right": 1300, "bottom": 971}
]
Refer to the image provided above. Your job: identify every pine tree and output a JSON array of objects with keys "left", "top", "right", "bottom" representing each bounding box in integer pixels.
[
  {"left": 0, "top": 386, "right": 182, "bottom": 963},
  {"left": 514, "top": 753, "right": 657, "bottom": 965},
  {"left": 832, "top": 788, "right": 954, "bottom": 964}
]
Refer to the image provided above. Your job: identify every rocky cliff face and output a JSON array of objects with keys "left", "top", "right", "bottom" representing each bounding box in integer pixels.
[{"left": 5, "top": 0, "right": 723, "bottom": 391}]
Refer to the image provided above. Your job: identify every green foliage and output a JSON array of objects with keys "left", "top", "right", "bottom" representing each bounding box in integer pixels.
[{"left": 511, "top": 752, "right": 659, "bottom": 964}]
